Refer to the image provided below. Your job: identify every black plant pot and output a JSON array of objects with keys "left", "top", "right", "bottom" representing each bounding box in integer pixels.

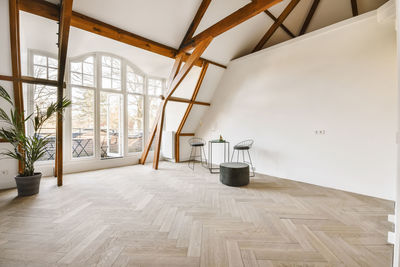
[{"left": 14, "top": 173, "right": 42, "bottom": 197}]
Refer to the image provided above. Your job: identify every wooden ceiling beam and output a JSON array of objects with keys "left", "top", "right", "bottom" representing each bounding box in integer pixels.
[
  {"left": 139, "top": 54, "right": 184, "bottom": 165},
  {"left": 179, "top": 133, "right": 195, "bottom": 137},
  {"left": 180, "top": 0, "right": 212, "bottom": 48},
  {"left": 180, "top": 0, "right": 282, "bottom": 52},
  {"left": 152, "top": 38, "right": 212, "bottom": 169},
  {"left": 55, "top": 0, "right": 73, "bottom": 187},
  {"left": 18, "top": 0, "right": 226, "bottom": 69},
  {"left": 0, "top": 74, "right": 66, "bottom": 87},
  {"left": 9, "top": 0, "right": 25, "bottom": 174},
  {"left": 249, "top": 0, "right": 294, "bottom": 38},
  {"left": 351, "top": 0, "right": 358, "bottom": 16},
  {"left": 253, "top": 0, "right": 300, "bottom": 52},
  {"left": 167, "top": 96, "right": 210, "bottom": 106},
  {"left": 263, "top": 10, "right": 295, "bottom": 38},
  {"left": 299, "top": 0, "right": 320, "bottom": 36},
  {"left": 175, "top": 62, "right": 209, "bottom": 162}
]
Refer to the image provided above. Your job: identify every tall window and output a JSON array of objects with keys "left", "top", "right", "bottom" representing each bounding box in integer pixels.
[
  {"left": 127, "top": 65, "right": 144, "bottom": 153},
  {"left": 147, "top": 78, "right": 163, "bottom": 131},
  {"left": 100, "top": 56, "right": 123, "bottom": 158},
  {"left": 70, "top": 56, "right": 95, "bottom": 158},
  {"left": 31, "top": 53, "right": 58, "bottom": 161}
]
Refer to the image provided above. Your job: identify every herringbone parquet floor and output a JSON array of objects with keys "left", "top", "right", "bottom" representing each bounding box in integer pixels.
[{"left": 0, "top": 162, "right": 394, "bottom": 267}]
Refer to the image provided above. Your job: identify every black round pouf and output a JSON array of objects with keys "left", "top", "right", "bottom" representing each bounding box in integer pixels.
[{"left": 220, "top": 162, "right": 249, "bottom": 187}]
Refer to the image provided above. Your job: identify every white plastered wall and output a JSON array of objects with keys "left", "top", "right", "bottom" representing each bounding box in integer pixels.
[{"left": 197, "top": 10, "right": 398, "bottom": 201}]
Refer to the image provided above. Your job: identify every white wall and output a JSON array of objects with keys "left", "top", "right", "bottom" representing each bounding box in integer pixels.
[
  {"left": 197, "top": 11, "right": 397, "bottom": 200},
  {"left": 0, "top": 0, "right": 19, "bottom": 189},
  {"left": 395, "top": 0, "right": 400, "bottom": 264}
]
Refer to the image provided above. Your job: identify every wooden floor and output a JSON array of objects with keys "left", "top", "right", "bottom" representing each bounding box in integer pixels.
[{"left": 0, "top": 162, "right": 394, "bottom": 267}]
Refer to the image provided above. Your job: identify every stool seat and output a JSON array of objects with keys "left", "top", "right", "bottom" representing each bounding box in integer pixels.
[
  {"left": 191, "top": 142, "right": 205, "bottom": 147},
  {"left": 233, "top": 145, "right": 250, "bottom": 150},
  {"left": 220, "top": 162, "right": 249, "bottom": 187}
]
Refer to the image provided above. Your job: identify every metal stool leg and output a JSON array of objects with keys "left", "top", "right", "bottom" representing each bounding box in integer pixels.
[
  {"left": 247, "top": 149, "right": 255, "bottom": 177},
  {"left": 231, "top": 149, "right": 235, "bottom": 162},
  {"left": 201, "top": 146, "right": 207, "bottom": 168},
  {"left": 199, "top": 146, "right": 202, "bottom": 169},
  {"left": 188, "top": 146, "right": 195, "bottom": 170}
]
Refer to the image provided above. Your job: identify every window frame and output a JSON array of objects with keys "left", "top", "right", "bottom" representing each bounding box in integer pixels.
[
  {"left": 28, "top": 50, "right": 165, "bottom": 168},
  {"left": 68, "top": 53, "right": 97, "bottom": 161},
  {"left": 27, "top": 49, "right": 59, "bottom": 164}
]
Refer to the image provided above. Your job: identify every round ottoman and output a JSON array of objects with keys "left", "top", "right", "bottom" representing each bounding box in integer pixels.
[{"left": 219, "top": 162, "right": 249, "bottom": 187}]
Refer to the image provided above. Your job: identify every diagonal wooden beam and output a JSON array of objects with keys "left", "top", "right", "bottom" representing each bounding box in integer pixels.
[
  {"left": 180, "top": 0, "right": 212, "bottom": 48},
  {"left": 168, "top": 96, "right": 210, "bottom": 106},
  {"left": 180, "top": 0, "right": 282, "bottom": 52},
  {"left": 263, "top": 10, "right": 295, "bottom": 38},
  {"left": 175, "top": 62, "right": 209, "bottom": 163},
  {"left": 55, "top": 0, "right": 73, "bottom": 187},
  {"left": 139, "top": 54, "right": 184, "bottom": 165},
  {"left": 18, "top": 0, "right": 226, "bottom": 69},
  {"left": 153, "top": 38, "right": 212, "bottom": 169},
  {"left": 253, "top": 0, "right": 300, "bottom": 52},
  {"left": 299, "top": 0, "right": 320, "bottom": 36},
  {"left": 351, "top": 0, "right": 358, "bottom": 16},
  {"left": 249, "top": 0, "right": 295, "bottom": 38},
  {"left": 9, "top": 0, "right": 25, "bottom": 174}
]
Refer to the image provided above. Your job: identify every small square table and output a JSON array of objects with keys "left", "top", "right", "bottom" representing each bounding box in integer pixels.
[{"left": 208, "top": 139, "right": 230, "bottom": 174}]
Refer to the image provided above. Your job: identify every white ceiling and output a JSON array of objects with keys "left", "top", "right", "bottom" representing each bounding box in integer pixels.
[
  {"left": 43, "top": 0, "right": 388, "bottom": 66},
  {"left": 36, "top": 0, "right": 389, "bottom": 66}
]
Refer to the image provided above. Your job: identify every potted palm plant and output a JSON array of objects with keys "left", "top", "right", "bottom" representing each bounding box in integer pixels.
[{"left": 0, "top": 85, "right": 70, "bottom": 196}]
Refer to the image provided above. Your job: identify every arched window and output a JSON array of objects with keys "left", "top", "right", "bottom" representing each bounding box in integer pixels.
[
  {"left": 28, "top": 51, "right": 165, "bottom": 165},
  {"left": 67, "top": 52, "right": 164, "bottom": 162}
]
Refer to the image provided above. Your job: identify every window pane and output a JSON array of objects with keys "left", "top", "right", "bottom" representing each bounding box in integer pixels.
[
  {"left": 137, "top": 75, "right": 144, "bottom": 84},
  {"left": 48, "top": 57, "right": 58, "bottom": 68},
  {"left": 48, "top": 68, "right": 57, "bottom": 81},
  {"left": 102, "top": 56, "right": 112, "bottom": 67},
  {"left": 83, "top": 62, "right": 93, "bottom": 75},
  {"left": 34, "top": 85, "right": 57, "bottom": 161},
  {"left": 102, "top": 66, "right": 111, "bottom": 79},
  {"left": 128, "top": 94, "right": 143, "bottom": 153},
  {"left": 71, "top": 62, "right": 82, "bottom": 73},
  {"left": 102, "top": 78, "right": 111, "bottom": 88},
  {"left": 155, "top": 87, "right": 162, "bottom": 96},
  {"left": 71, "top": 72, "right": 82, "bottom": 85},
  {"left": 148, "top": 86, "right": 155, "bottom": 95},
  {"left": 112, "top": 80, "right": 121, "bottom": 90},
  {"left": 148, "top": 78, "right": 163, "bottom": 96},
  {"left": 135, "top": 84, "right": 144, "bottom": 94},
  {"left": 127, "top": 67, "right": 144, "bottom": 94},
  {"left": 100, "top": 92, "right": 123, "bottom": 159},
  {"left": 149, "top": 97, "right": 161, "bottom": 131},
  {"left": 33, "top": 55, "right": 47, "bottom": 66},
  {"left": 34, "top": 65, "right": 47, "bottom": 79},
  {"left": 83, "top": 74, "right": 94, "bottom": 87},
  {"left": 71, "top": 87, "right": 95, "bottom": 158},
  {"left": 112, "top": 58, "right": 121, "bottom": 69},
  {"left": 84, "top": 56, "right": 94, "bottom": 64},
  {"left": 112, "top": 68, "right": 120, "bottom": 80}
]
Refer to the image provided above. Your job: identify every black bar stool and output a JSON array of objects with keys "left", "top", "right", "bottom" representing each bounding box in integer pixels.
[
  {"left": 188, "top": 137, "right": 207, "bottom": 170},
  {"left": 231, "top": 139, "right": 255, "bottom": 177}
]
